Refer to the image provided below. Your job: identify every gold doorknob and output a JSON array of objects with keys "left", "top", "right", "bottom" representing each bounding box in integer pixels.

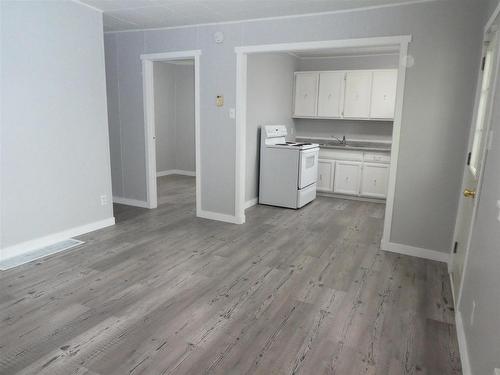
[{"left": 463, "top": 188, "right": 476, "bottom": 198}]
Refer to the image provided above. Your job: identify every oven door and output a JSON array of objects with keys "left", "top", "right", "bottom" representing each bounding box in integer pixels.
[{"left": 298, "top": 148, "right": 319, "bottom": 189}]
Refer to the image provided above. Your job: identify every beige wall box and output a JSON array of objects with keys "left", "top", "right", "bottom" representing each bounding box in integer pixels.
[{"left": 216, "top": 95, "right": 224, "bottom": 107}]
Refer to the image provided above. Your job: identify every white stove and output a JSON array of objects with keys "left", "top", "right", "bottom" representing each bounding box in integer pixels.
[
  {"left": 266, "top": 141, "right": 319, "bottom": 151},
  {"left": 259, "top": 125, "right": 319, "bottom": 209}
]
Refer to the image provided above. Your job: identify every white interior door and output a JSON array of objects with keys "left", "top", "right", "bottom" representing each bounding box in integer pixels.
[
  {"left": 343, "top": 71, "right": 372, "bottom": 118},
  {"left": 370, "top": 70, "right": 398, "bottom": 119},
  {"left": 451, "top": 30, "right": 499, "bottom": 302},
  {"left": 317, "top": 72, "right": 344, "bottom": 117},
  {"left": 293, "top": 72, "right": 318, "bottom": 117}
]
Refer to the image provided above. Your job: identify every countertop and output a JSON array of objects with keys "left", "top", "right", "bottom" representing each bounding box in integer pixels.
[{"left": 296, "top": 138, "right": 392, "bottom": 152}]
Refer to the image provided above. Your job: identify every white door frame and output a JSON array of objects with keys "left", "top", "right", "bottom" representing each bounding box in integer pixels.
[
  {"left": 140, "top": 50, "right": 202, "bottom": 214},
  {"left": 235, "top": 36, "right": 411, "bottom": 242}
]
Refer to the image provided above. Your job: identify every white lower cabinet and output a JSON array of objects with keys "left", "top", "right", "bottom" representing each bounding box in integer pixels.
[
  {"left": 318, "top": 149, "right": 390, "bottom": 199},
  {"left": 317, "top": 159, "right": 334, "bottom": 192},
  {"left": 360, "top": 163, "right": 389, "bottom": 198},
  {"left": 333, "top": 161, "right": 362, "bottom": 195}
]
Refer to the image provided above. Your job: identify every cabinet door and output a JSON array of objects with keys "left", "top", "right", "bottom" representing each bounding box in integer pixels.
[
  {"left": 370, "top": 70, "right": 398, "bottom": 119},
  {"left": 317, "top": 159, "right": 334, "bottom": 192},
  {"left": 360, "top": 163, "right": 389, "bottom": 198},
  {"left": 317, "top": 72, "right": 344, "bottom": 118},
  {"left": 343, "top": 71, "right": 372, "bottom": 118},
  {"left": 293, "top": 72, "right": 318, "bottom": 117},
  {"left": 334, "top": 161, "right": 361, "bottom": 195}
]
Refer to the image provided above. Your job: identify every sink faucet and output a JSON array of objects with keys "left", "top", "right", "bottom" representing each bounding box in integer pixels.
[{"left": 332, "top": 135, "right": 347, "bottom": 145}]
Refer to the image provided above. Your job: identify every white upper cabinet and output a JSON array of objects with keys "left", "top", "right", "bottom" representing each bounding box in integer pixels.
[
  {"left": 370, "top": 70, "right": 398, "bottom": 119},
  {"left": 317, "top": 72, "right": 344, "bottom": 118},
  {"left": 293, "top": 72, "right": 319, "bottom": 117},
  {"left": 343, "top": 71, "right": 373, "bottom": 119},
  {"left": 293, "top": 69, "right": 398, "bottom": 120}
]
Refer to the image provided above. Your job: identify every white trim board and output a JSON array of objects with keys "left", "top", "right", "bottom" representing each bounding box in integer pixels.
[
  {"left": 104, "top": 0, "right": 438, "bottom": 34},
  {"left": 141, "top": 50, "right": 202, "bottom": 216},
  {"left": 381, "top": 241, "right": 450, "bottom": 263},
  {"left": 113, "top": 196, "right": 150, "bottom": 208},
  {"left": 485, "top": 0, "right": 500, "bottom": 34},
  {"left": 235, "top": 36, "right": 411, "bottom": 54},
  {"left": 0, "top": 217, "right": 115, "bottom": 262},
  {"left": 235, "top": 35, "right": 411, "bottom": 235},
  {"left": 454, "top": 311, "right": 472, "bottom": 375},
  {"left": 245, "top": 198, "right": 258, "bottom": 209},
  {"left": 197, "top": 210, "right": 245, "bottom": 224},
  {"left": 157, "top": 169, "right": 196, "bottom": 177}
]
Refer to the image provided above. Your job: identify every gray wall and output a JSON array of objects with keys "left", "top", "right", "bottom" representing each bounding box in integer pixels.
[
  {"left": 1, "top": 1, "right": 113, "bottom": 249},
  {"left": 154, "top": 63, "right": 176, "bottom": 173},
  {"left": 459, "top": 2, "right": 500, "bottom": 374},
  {"left": 297, "top": 54, "right": 399, "bottom": 71},
  {"left": 174, "top": 65, "right": 196, "bottom": 173},
  {"left": 295, "top": 119, "right": 393, "bottom": 142},
  {"left": 153, "top": 62, "right": 195, "bottom": 175},
  {"left": 246, "top": 53, "right": 297, "bottom": 202},
  {"left": 104, "top": 0, "right": 484, "bottom": 253}
]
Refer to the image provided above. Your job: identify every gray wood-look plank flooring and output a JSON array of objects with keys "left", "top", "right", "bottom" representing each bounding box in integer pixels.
[{"left": 0, "top": 175, "right": 461, "bottom": 375}]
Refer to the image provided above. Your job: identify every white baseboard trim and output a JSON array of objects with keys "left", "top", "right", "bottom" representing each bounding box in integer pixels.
[
  {"left": 380, "top": 241, "right": 450, "bottom": 263},
  {"left": 244, "top": 198, "right": 258, "bottom": 209},
  {"left": 157, "top": 169, "right": 196, "bottom": 177},
  {"left": 0, "top": 217, "right": 115, "bottom": 261},
  {"left": 113, "top": 196, "right": 150, "bottom": 208},
  {"left": 197, "top": 209, "right": 245, "bottom": 224},
  {"left": 455, "top": 311, "right": 471, "bottom": 375},
  {"left": 317, "top": 192, "right": 385, "bottom": 204}
]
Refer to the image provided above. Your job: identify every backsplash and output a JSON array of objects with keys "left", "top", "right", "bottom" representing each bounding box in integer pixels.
[{"left": 294, "top": 118, "right": 393, "bottom": 142}]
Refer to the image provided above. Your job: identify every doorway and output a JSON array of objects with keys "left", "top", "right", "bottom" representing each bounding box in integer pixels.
[
  {"left": 451, "top": 27, "right": 500, "bottom": 304},
  {"left": 153, "top": 59, "right": 196, "bottom": 205},
  {"left": 141, "top": 50, "right": 201, "bottom": 214},
  {"left": 235, "top": 36, "right": 411, "bottom": 249}
]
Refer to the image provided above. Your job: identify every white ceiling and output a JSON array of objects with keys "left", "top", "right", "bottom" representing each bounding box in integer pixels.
[{"left": 79, "top": 0, "right": 427, "bottom": 32}]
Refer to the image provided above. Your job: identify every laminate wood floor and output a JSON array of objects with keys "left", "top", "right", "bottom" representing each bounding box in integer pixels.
[{"left": 0, "top": 175, "right": 461, "bottom": 375}]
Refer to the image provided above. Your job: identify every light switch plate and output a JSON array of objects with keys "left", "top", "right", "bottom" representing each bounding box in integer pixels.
[
  {"left": 229, "top": 108, "right": 235, "bottom": 119},
  {"left": 216, "top": 95, "right": 224, "bottom": 107}
]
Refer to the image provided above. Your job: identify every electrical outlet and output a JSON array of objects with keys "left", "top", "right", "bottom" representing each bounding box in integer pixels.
[
  {"left": 470, "top": 300, "right": 476, "bottom": 326},
  {"left": 100, "top": 194, "right": 108, "bottom": 206}
]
